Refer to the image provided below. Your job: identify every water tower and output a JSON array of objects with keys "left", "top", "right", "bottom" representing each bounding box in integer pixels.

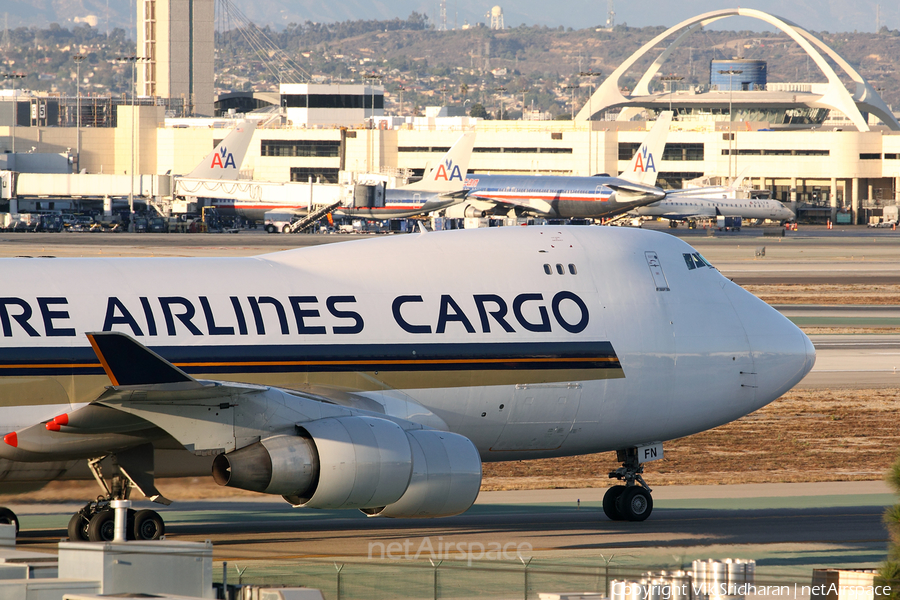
[{"left": 490, "top": 6, "right": 504, "bottom": 30}]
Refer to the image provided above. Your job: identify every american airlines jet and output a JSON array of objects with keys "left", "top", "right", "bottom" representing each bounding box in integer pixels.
[
  {"left": 456, "top": 112, "right": 673, "bottom": 219},
  {"left": 0, "top": 225, "right": 813, "bottom": 541}
]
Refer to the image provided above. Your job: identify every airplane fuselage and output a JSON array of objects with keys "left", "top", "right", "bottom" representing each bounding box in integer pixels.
[
  {"left": 213, "top": 190, "right": 460, "bottom": 222},
  {"left": 636, "top": 197, "right": 795, "bottom": 221},
  {"left": 0, "top": 227, "right": 813, "bottom": 488},
  {"left": 464, "top": 175, "right": 665, "bottom": 219}
]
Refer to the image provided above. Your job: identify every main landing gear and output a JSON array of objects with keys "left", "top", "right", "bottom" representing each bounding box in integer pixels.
[
  {"left": 602, "top": 448, "right": 654, "bottom": 522},
  {"left": 0, "top": 507, "right": 19, "bottom": 534},
  {"left": 68, "top": 445, "right": 171, "bottom": 542}
]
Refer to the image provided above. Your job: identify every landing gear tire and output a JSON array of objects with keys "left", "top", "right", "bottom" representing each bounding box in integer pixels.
[
  {"left": 67, "top": 513, "right": 89, "bottom": 542},
  {"left": 606, "top": 447, "right": 656, "bottom": 521},
  {"left": 0, "top": 507, "right": 19, "bottom": 534},
  {"left": 618, "top": 486, "right": 653, "bottom": 522},
  {"left": 602, "top": 486, "right": 626, "bottom": 520},
  {"left": 88, "top": 510, "right": 116, "bottom": 542},
  {"left": 133, "top": 509, "right": 165, "bottom": 541}
]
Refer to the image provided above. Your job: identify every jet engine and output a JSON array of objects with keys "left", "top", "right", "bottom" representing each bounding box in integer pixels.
[
  {"left": 212, "top": 416, "right": 482, "bottom": 516},
  {"left": 464, "top": 205, "right": 486, "bottom": 218},
  {"left": 212, "top": 416, "right": 413, "bottom": 509},
  {"left": 360, "top": 428, "right": 482, "bottom": 518}
]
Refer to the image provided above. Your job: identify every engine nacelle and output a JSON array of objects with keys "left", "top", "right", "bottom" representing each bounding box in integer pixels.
[
  {"left": 360, "top": 429, "right": 482, "bottom": 518},
  {"left": 211, "top": 434, "right": 317, "bottom": 496},
  {"left": 464, "top": 205, "right": 485, "bottom": 218},
  {"left": 212, "top": 416, "right": 414, "bottom": 510}
]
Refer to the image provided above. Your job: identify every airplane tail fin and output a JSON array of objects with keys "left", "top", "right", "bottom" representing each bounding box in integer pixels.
[
  {"left": 186, "top": 120, "right": 258, "bottom": 180},
  {"left": 400, "top": 131, "right": 476, "bottom": 192},
  {"left": 619, "top": 111, "right": 673, "bottom": 186},
  {"left": 728, "top": 165, "right": 753, "bottom": 190}
]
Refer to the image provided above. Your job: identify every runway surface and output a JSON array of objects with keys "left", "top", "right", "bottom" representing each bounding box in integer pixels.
[{"left": 12, "top": 482, "right": 892, "bottom": 573}]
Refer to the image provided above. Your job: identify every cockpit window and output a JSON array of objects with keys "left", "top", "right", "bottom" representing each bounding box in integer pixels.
[
  {"left": 684, "top": 252, "right": 713, "bottom": 270},
  {"left": 692, "top": 253, "right": 712, "bottom": 268}
]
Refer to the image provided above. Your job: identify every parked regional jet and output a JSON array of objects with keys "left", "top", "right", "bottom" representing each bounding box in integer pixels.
[
  {"left": 454, "top": 112, "right": 673, "bottom": 220},
  {"left": 633, "top": 194, "right": 795, "bottom": 223},
  {"left": 0, "top": 226, "right": 814, "bottom": 541}
]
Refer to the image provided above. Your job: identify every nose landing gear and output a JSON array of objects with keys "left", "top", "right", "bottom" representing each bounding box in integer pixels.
[{"left": 603, "top": 448, "right": 654, "bottom": 522}]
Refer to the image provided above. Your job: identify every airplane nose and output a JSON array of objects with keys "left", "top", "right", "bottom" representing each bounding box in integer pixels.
[{"left": 724, "top": 282, "right": 816, "bottom": 407}]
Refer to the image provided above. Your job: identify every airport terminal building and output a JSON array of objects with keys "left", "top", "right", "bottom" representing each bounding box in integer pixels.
[{"left": 1, "top": 7, "right": 899, "bottom": 224}]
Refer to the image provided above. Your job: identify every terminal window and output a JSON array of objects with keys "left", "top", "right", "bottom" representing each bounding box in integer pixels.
[
  {"left": 281, "top": 94, "right": 384, "bottom": 109},
  {"left": 262, "top": 140, "right": 341, "bottom": 158},
  {"left": 399, "top": 146, "right": 451, "bottom": 153},
  {"left": 471, "top": 147, "right": 573, "bottom": 154},
  {"left": 290, "top": 167, "right": 340, "bottom": 184},
  {"left": 620, "top": 143, "right": 703, "bottom": 161}
]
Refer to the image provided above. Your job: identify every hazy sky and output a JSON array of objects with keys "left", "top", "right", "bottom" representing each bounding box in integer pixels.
[{"left": 7, "top": 0, "right": 898, "bottom": 34}]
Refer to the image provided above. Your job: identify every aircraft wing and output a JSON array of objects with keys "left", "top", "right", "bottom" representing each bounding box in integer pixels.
[
  {"left": 658, "top": 210, "right": 717, "bottom": 220},
  {"left": 1, "top": 332, "right": 481, "bottom": 517},
  {"left": 464, "top": 192, "right": 555, "bottom": 216}
]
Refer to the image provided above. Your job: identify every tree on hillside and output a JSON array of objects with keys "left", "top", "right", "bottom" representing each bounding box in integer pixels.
[{"left": 469, "top": 103, "right": 488, "bottom": 119}]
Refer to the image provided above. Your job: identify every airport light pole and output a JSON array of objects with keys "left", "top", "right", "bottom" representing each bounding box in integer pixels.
[
  {"left": 397, "top": 85, "right": 404, "bottom": 116},
  {"left": 659, "top": 75, "right": 684, "bottom": 114},
  {"left": 72, "top": 55, "right": 85, "bottom": 171},
  {"left": 363, "top": 72, "right": 381, "bottom": 173},
  {"left": 117, "top": 56, "right": 149, "bottom": 231},
  {"left": 579, "top": 71, "right": 602, "bottom": 175},
  {"left": 718, "top": 69, "right": 742, "bottom": 181},
  {"left": 3, "top": 73, "right": 25, "bottom": 154},
  {"left": 495, "top": 86, "right": 507, "bottom": 120},
  {"left": 362, "top": 72, "right": 381, "bottom": 123},
  {"left": 563, "top": 84, "right": 578, "bottom": 121}
]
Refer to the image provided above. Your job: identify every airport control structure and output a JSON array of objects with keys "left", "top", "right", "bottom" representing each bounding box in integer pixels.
[{"left": 1, "top": 7, "right": 899, "bottom": 226}]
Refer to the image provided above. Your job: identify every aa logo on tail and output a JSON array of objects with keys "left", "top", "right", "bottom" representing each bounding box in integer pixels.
[
  {"left": 433, "top": 159, "right": 463, "bottom": 181},
  {"left": 210, "top": 147, "right": 237, "bottom": 170},
  {"left": 633, "top": 147, "right": 656, "bottom": 173}
]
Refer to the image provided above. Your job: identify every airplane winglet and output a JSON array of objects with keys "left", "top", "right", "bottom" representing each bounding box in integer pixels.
[{"left": 87, "top": 332, "right": 195, "bottom": 386}]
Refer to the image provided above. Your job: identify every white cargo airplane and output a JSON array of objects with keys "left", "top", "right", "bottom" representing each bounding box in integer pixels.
[{"left": 0, "top": 226, "right": 814, "bottom": 541}]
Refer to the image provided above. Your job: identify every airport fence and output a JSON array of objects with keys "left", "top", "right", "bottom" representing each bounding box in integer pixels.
[{"left": 213, "top": 557, "right": 815, "bottom": 600}]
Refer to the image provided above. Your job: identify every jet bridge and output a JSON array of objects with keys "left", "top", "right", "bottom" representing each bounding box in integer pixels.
[{"left": 175, "top": 177, "right": 344, "bottom": 220}]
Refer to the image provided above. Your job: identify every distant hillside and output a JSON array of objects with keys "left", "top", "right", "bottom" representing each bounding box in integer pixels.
[{"left": 2, "top": 20, "right": 898, "bottom": 119}]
